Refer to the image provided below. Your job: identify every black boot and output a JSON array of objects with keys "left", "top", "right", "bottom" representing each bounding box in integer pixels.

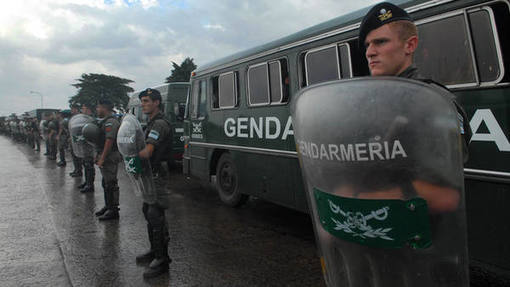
[
  {"left": 70, "top": 171, "right": 83, "bottom": 177},
  {"left": 137, "top": 224, "right": 155, "bottom": 265},
  {"left": 95, "top": 206, "right": 108, "bottom": 216},
  {"left": 98, "top": 185, "right": 118, "bottom": 220},
  {"left": 143, "top": 227, "right": 170, "bottom": 279},
  {"left": 80, "top": 163, "right": 95, "bottom": 192},
  {"left": 99, "top": 185, "right": 119, "bottom": 220},
  {"left": 143, "top": 257, "right": 171, "bottom": 279},
  {"left": 136, "top": 250, "right": 154, "bottom": 264},
  {"left": 80, "top": 184, "right": 94, "bottom": 193},
  {"left": 97, "top": 182, "right": 110, "bottom": 216},
  {"left": 57, "top": 161, "right": 66, "bottom": 167},
  {"left": 98, "top": 209, "right": 119, "bottom": 220},
  {"left": 77, "top": 182, "right": 87, "bottom": 189}
]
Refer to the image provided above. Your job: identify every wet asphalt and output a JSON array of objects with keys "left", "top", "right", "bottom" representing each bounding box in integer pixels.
[{"left": 0, "top": 135, "right": 325, "bottom": 287}]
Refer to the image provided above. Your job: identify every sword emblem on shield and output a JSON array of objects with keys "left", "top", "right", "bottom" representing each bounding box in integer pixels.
[{"left": 328, "top": 199, "right": 394, "bottom": 241}]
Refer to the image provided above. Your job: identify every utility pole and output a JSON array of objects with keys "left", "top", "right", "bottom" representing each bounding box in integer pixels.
[{"left": 30, "top": 91, "right": 43, "bottom": 108}]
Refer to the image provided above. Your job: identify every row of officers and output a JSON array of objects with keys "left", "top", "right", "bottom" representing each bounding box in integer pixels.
[{"left": 0, "top": 89, "right": 173, "bottom": 279}]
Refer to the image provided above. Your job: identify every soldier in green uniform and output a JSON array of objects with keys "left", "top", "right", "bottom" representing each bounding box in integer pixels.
[
  {"left": 30, "top": 117, "right": 41, "bottom": 152},
  {"left": 41, "top": 113, "right": 50, "bottom": 155},
  {"left": 93, "top": 99, "right": 121, "bottom": 220},
  {"left": 69, "top": 104, "right": 83, "bottom": 177},
  {"left": 78, "top": 103, "right": 96, "bottom": 193},
  {"left": 47, "top": 113, "right": 59, "bottom": 161},
  {"left": 357, "top": 2, "right": 472, "bottom": 209},
  {"left": 56, "top": 110, "right": 70, "bottom": 167},
  {"left": 135, "top": 88, "right": 173, "bottom": 278}
]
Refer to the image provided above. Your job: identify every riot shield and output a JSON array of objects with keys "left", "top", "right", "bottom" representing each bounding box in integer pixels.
[
  {"left": 39, "top": 120, "right": 47, "bottom": 140},
  {"left": 82, "top": 122, "right": 103, "bottom": 150},
  {"left": 291, "top": 77, "right": 469, "bottom": 287},
  {"left": 69, "top": 114, "right": 95, "bottom": 158},
  {"left": 117, "top": 113, "right": 157, "bottom": 204}
]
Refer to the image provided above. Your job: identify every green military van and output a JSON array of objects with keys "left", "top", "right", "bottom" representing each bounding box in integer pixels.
[
  {"left": 27, "top": 109, "right": 60, "bottom": 121},
  {"left": 184, "top": 0, "right": 510, "bottom": 283},
  {"left": 127, "top": 82, "right": 190, "bottom": 164}
]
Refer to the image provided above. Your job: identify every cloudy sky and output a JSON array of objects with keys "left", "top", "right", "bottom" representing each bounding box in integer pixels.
[{"left": 0, "top": 0, "right": 378, "bottom": 116}]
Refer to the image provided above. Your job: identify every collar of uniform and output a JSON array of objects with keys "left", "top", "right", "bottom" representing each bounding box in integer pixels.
[
  {"left": 148, "top": 112, "right": 164, "bottom": 125},
  {"left": 397, "top": 65, "right": 419, "bottom": 79}
]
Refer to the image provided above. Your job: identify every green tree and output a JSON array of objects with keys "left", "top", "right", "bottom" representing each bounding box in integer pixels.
[
  {"left": 69, "top": 73, "right": 134, "bottom": 111},
  {"left": 165, "top": 57, "right": 197, "bottom": 83}
]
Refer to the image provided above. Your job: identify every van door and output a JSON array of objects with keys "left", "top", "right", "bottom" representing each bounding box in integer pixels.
[
  {"left": 183, "top": 85, "right": 192, "bottom": 175},
  {"left": 188, "top": 80, "right": 209, "bottom": 179}
]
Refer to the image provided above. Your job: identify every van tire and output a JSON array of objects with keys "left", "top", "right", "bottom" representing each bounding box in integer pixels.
[{"left": 215, "top": 153, "right": 248, "bottom": 207}]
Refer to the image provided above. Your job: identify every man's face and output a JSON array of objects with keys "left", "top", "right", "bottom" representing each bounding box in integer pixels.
[
  {"left": 81, "top": 106, "right": 91, "bottom": 115},
  {"left": 71, "top": 107, "right": 79, "bottom": 115},
  {"left": 365, "top": 24, "right": 409, "bottom": 76},
  {"left": 140, "top": 96, "right": 159, "bottom": 115},
  {"left": 96, "top": 105, "right": 107, "bottom": 118}
]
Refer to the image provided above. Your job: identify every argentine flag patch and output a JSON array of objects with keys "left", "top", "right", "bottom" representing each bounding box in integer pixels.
[{"left": 148, "top": 130, "right": 160, "bottom": 140}]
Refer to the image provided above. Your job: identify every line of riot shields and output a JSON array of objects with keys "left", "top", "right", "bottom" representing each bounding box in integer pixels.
[
  {"left": 69, "top": 113, "right": 157, "bottom": 203},
  {"left": 1, "top": 115, "right": 43, "bottom": 150}
]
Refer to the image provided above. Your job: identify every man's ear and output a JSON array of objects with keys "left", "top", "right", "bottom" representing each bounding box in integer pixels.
[{"left": 405, "top": 35, "right": 418, "bottom": 55}]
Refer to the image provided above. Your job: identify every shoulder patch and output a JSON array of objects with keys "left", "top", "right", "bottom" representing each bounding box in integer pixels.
[{"left": 148, "top": 129, "right": 160, "bottom": 140}]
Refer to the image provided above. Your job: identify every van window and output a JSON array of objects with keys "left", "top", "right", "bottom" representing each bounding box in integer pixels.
[
  {"left": 305, "top": 45, "right": 339, "bottom": 85},
  {"left": 415, "top": 14, "right": 476, "bottom": 86},
  {"left": 184, "top": 91, "right": 190, "bottom": 120},
  {"left": 339, "top": 44, "right": 352, "bottom": 79},
  {"left": 198, "top": 80, "right": 207, "bottom": 117},
  {"left": 269, "top": 60, "right": 283, "bottom": 103},
  {"left": 248, "top": 58, "right": 289, "bottom": 106},
  {"left": 217, "top": 72, "right": 237, "bottom": 109},
  {"left": 415, "top": 7, "right": 504, "bottom": 87},
  {"left": 191, "top": 81, "right": 199, "bottom": 118},
  {"left": 248, "top": 63, "right": 269, "bottom": 105},
  {"left": 468, "top": 9, "right": 501, "bottom": 82},
  {"left": 211, "top": 76, "right": 219, "bottom": 109},
  {"left": 175, "top": 103, "right": 186, "bottom": 121},
  {"left": 303, "top": 43, "right": 352, "bottom": 87}
]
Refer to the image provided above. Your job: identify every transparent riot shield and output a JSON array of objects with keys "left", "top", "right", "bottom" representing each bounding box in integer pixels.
[
  {"left": 82, "top": 122, "right": 103, "bottom": 150},
  {"left": 69, "top": 114, "right": 95, "bottom": 159},
  {"left": 291, "top": 78, "right": 469, "bottom": 287},
  {"left": 39, "top": 120, "right": 47, "bottom": 141},
  {"left": 117, "top": 113, "right": 157, "bottom": 204}
]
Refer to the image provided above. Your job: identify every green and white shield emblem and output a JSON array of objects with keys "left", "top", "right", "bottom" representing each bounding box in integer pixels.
[
  {"left": 314, "top": 188, "right": 432, "bottom": 249},
  {"left": 124, "top": 156, "right": 142, "bottom": 174},
  {"left": 72, "top": 134, "right": 85, "bottom": 143}
]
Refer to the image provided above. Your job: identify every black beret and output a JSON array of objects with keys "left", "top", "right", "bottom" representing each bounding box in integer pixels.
[
  {"left": 138, "top": 88, "right": 162, "bottom": 101},
  {"left": 359, "top": 2, "right": 412, "bottom": 49}
]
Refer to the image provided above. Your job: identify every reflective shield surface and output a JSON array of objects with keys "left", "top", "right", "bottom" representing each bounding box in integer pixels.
[
  {"left": 117, "top": 113, "right": 156, "bottom": 204},
  {"left": 69, "top": 114, "right": 95, "bottom": 158},
  {"left": 291, "top": 77, "right": 469, "bottom": 287}
]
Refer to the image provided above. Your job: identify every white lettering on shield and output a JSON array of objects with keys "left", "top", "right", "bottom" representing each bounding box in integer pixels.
[{"left": 297, "top": 140, "right": 408, "bottom": 162}]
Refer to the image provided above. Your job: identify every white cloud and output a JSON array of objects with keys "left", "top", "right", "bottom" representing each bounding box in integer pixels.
[
  {"left": 0, "top": 0, "right": 377, "bottom": 116},
  {"left": 203, "top": 24, "right": 226, "bottom": 32},
  {"left": 140, "top": 0, "right": 159, "bottom": 9}
]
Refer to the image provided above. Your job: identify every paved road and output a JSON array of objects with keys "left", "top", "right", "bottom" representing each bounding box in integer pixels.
[{"left": 0, "top": 135, "right": 325, "bottom": 287}]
